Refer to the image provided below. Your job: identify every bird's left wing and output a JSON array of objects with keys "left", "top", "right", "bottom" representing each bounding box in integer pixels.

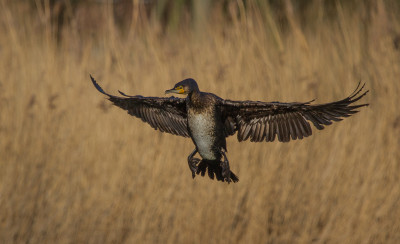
[
  {"left": 91, "top": 75, "right": 190, "bottom": 137},
  {"left": 220, "top": 82, "right": 369, "bottom": 142}
]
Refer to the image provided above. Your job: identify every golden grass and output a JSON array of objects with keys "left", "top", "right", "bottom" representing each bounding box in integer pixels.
[{"left": 1, "top": 1, "right": 399, "bottom": 243}]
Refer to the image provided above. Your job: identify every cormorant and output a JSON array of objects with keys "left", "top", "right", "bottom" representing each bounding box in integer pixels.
[{"left": 90, "top": 76, "right": 369, "bottom": 183}]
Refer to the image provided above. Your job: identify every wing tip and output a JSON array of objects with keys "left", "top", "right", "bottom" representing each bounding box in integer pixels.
[
  {"left": 118, "top": 90, "right": 129, "bottom": 96},
  {"left": 349, "top": 81, "right": 369, "bottom": 99},
  {"left": 90, "top": 74, "right": 108, "bottom": 96},
  {"left": 118, "top": 90, "right": 138, "bottom": 98}
]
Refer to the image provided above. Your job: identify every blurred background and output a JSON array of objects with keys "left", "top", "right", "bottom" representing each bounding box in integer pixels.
[{"left": 0, "top": 0, "right": 399, "bottom": 243}]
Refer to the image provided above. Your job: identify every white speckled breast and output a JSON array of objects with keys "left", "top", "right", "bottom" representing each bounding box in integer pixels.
[{"left": 188, "top": 112, "right": 217, "bottom": 160}]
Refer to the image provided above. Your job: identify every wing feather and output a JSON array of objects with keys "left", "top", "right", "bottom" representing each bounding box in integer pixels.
[
  {"left": 276, "top": 116, "right": 283, "bottom": 142},
  {"left": 282, "top": 114, "right": 291, "bottom": 142},
  {"left": 292, "top": 115, "right": 303, "bottom": 139},
  {"left": 91, "top": 75, "right": 189, "bottom": 137},
  {"left": 242, "top": 123, "right": 252, "bottom": 141},
  {"left": 220, "top": 82, "right": 368, "bottom": 143},
  {"left": 287, "top": 114, "right": 297, "bottom": 140},
  {"left": 264, "top": 117, "right": 270, "bottom": 142},
  {"left": 270, "top": 119, "right": 277, "bottom": 142}
]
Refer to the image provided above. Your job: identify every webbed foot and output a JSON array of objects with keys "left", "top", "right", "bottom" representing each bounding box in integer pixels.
[
  {"left": 188, "top": 157, "right": 201, "bottom": 178},
  {"left": 187, "top": 149, "right": 200, "bottom": 179},
  {"left": 220, "top": 159, "right": 232, "bottom": 183}
]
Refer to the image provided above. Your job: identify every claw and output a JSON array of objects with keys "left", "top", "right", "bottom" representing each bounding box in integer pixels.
[
  {"left": 220, "top": 160, "right": 231, "bottom": 183},
  {"left": 188, "top": 149, "right": 239, "bottom": 183},
  {"left": 189, "top": 158, "right": 200, "bottom": 178},
  {"left": 187, "top": 148, "right": 199, "bottom": 179},
  {"left": 220, "top": 150, "right": 232, "bottom": 183}
]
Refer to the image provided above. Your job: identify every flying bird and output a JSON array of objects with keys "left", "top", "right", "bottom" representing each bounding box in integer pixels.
[{"left": 90, "top": 76, "right": 368, "bottom": 183}]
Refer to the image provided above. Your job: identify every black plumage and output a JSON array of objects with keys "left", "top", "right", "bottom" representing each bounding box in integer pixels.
[
  {"left": 92, "top": 77, "right": 189, "bottom": 137},
  {"left": 90, "top": 75, "right": 369, "bottom": 183}
]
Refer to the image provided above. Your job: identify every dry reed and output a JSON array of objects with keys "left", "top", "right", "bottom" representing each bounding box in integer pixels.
[{"left": 0, "top": 1, "right": 399, "bottom": 243}]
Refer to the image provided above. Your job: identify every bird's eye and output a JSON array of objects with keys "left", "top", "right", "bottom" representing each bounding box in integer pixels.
[{"left": 176, "top": 86, "right": 183, "bottom": 90}]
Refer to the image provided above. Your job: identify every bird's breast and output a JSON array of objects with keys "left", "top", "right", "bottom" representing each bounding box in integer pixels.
[{"left": 188, "top": 110, "right": 218, "bottom": 160}]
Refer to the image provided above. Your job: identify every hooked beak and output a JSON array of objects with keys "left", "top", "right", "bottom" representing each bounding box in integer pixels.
[{"left": 165, "top": 88, "right": 184, "bottom": 95}]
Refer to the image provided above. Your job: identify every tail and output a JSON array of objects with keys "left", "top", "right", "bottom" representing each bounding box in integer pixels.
[{"left": 196, "top": 160, "right": 239, "bottom": 183}]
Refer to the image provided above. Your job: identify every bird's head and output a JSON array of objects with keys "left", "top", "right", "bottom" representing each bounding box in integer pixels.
[{"left": 165, "top": 78, "right": 199, "bottom": 95}]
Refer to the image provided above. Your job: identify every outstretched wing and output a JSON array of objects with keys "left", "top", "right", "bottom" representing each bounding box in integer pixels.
[
  {"left": 91, "top": 75, "right": 190, "bottom": 137},
  {"left": 220, "top": 82, "right": 369, "bottom": 142}
]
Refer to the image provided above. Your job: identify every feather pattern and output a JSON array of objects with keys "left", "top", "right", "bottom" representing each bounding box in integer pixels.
[
  {"left": 91, "top": 76, "right": 190, "bottom": 137},
  {"left": 220, "top": 82, "right": 369, "bottom": 142},
  {"left": 91, "top": 75, "right": 368, "bottom": 183}
]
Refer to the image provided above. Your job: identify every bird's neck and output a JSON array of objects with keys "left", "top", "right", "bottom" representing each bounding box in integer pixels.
[
  {"left": 189, "top": 88, "right": 201, "bottom": 99},
  {"left": 188, "top": 90, "right": 204, "bottom": 108}
]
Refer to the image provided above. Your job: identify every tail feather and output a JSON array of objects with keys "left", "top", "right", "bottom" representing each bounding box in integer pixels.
[{"left": 196, "top": 160, "right": 239, "bottom": 183}]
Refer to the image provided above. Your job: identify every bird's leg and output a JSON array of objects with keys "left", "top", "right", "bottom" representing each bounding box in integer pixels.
[
  {"left": 187, "top": 148, "right": 200, "bottom": 179},
  {"left": 220, "top": 150, "right": 231, "bottom": 183}
]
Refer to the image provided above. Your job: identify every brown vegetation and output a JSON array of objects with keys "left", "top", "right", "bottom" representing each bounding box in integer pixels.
[{"left": 0, "top": 0, "right": 399, "bottom": 243}]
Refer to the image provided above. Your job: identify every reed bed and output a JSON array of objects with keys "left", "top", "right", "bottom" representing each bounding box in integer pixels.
[{"left": 0, "top": 1, "right": 399, "bottom": 243}]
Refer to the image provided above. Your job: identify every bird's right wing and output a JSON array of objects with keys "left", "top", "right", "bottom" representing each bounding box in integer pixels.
[{"left": 91, "top": 75, "right": 190, "bottom": 137}]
